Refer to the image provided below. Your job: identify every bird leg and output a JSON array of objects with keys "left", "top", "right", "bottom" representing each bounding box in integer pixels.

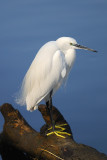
[
  {"left": 46, "top": 90, "right": 55, "bottom": 131},
  {"left": 46, "top": 91, "right": 71, "bottom": 138}
]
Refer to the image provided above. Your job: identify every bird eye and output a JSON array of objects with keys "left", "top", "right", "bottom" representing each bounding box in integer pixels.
[{"left": 70, "top": 43, "right": 73, "bottom": 45}]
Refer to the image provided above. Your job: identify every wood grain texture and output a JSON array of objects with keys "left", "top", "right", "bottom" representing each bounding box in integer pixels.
[{"left": 0, "top": 103, "right": 107, "bottom": 160}]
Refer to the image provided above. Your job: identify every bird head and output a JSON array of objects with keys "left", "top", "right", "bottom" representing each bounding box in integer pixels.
[{"left": 56, "top": 37, "right": 97, "bottom": 53}]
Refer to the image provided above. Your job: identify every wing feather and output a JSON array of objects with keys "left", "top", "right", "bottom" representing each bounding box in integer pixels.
[{"left": 16, "top": 41, "right": 66, "bottom": 110}]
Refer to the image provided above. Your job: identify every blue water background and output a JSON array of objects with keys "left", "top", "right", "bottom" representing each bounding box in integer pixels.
[{"left": 0, "top": 0, "right": 107, "bottom": 155}]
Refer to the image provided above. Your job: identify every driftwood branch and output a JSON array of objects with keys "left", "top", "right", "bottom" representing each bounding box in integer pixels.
[{"left": 0, "top": 103, "right": 107, "bottom": 160}]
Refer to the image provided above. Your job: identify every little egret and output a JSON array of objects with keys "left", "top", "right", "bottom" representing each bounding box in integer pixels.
[{"left": 16, "top": 37, "right": 97, "bottom": 137}]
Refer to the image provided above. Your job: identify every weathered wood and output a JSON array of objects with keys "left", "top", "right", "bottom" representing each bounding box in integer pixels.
[{"left": 0, "top": 103, "right": 107, "bottom": 160}]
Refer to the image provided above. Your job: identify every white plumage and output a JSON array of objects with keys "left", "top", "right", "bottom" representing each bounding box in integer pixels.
[{"left": 16, "top": 37, "right": 96, "bottom": 111}]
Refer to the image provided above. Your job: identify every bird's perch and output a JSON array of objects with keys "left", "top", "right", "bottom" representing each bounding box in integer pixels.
[{"left": 0, "top": 103, "right": 107, "bottom": 160}]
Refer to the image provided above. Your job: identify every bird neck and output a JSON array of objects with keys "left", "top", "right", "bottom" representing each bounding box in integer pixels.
[{"left": 64, "top": 49, "right": 76, "bottom": 69}]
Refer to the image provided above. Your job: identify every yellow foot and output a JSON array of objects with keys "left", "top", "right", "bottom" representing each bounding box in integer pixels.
[{"left": 46, "top": 123, "right": 71, "bottom": 138}]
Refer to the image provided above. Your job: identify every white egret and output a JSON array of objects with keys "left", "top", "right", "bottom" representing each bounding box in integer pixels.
[{"left": 16, "top": 37, "right": 97, "bottom": 136}]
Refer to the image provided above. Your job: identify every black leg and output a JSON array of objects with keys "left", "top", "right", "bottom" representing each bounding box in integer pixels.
[{"left": 46, "top": 90, "right": 55, "bottom": 131}]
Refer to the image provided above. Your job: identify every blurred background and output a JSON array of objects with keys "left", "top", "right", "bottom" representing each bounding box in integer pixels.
[{"left": 0, "top": 0, "right": 107, "bottom": 155}]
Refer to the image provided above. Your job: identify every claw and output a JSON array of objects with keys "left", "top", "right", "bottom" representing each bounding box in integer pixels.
[{"left": 46, "top": 123, "right": 71, "bottom": 138}]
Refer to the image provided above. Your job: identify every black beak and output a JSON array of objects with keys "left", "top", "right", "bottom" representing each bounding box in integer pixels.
[{"left": 74, "top": 44, "right": 97, "bottom": 52}]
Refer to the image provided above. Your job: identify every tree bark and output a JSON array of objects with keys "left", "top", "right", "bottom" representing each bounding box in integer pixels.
[{"left": 0, "top": 103, "right": 107, "bottom": 160}]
